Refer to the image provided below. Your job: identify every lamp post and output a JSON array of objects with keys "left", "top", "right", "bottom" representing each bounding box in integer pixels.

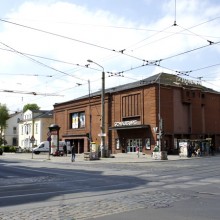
[{"left": 87, "top": 59, "right": 105, "bottom": 158}]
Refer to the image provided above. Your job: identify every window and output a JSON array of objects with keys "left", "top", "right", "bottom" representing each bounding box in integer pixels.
[
  {"left": 71, "top": 112, "right": 85, "bottom": 129},
  {"left": 24, "top": 124, "right": 31, "bottom": 135},
  {"left": 122, "top": 93, "right": 141, "bottom": 117},
  {"left": 13, "top": 127, "right": 16, "bottom": 135},
  {"left": 12, "top": 137, "right": 17, "bottom": 146},
  {"left": 35, "top": 123, "right": 38, "bottom": 134}
]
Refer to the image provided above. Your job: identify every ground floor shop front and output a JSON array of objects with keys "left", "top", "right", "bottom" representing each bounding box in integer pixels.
[
  {"left": 61, "top": 129, "right": 220, "bottom": 156},
  {"left": 62, "top": 136, "right": 88, "bottom": 154}
]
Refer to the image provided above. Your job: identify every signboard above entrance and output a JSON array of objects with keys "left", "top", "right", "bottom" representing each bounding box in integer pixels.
[{"left": 114, "top": 120, "right": 141, "bottom": 127}]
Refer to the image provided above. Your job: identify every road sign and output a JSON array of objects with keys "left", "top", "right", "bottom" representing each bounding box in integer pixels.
[{"left": 30, "top": 136, "right": 35, "bottom": 143}]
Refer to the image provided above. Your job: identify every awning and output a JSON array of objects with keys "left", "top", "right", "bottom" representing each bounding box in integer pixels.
[{"left": 109, "top": 124, "right": 149, "bottom": 130}]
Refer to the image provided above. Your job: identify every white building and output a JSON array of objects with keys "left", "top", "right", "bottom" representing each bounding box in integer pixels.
[
  {"left": 18, "top": 110, "right": 53, "bottom": 149},
  {"left": 4, "top": 112, "right": 23, "bottom": 146}
]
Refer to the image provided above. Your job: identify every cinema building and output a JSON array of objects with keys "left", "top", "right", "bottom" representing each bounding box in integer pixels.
[{"left": 53, "top": 73, "right": 220, "bottom": 155}]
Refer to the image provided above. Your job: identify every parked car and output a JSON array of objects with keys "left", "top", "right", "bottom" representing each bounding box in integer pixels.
[
  {"left": 0, "top": 148, "right": 3, "bottom": 155},
  {"left": 32, "top": 141, "right": 68, "bottom": 155}
]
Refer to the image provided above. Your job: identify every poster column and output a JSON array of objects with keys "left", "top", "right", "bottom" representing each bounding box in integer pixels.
[{"left": 48, "top": 124, "right": 60, "bottom": 156}]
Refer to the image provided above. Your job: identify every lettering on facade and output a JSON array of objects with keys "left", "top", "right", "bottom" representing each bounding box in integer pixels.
[
  {"left": 114, "top": 120, "right": 141, "bottom": 127},
  {"left": 176, "top": 76, "right": 201, "bottom": 86}
]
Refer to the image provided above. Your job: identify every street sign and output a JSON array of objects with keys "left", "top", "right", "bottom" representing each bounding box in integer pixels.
[
  {"left": 153, "top": 127, "right": 158, "bottom": 133},
  {"left": 30, "top": 136, "right": 35, "bottom": 143}
]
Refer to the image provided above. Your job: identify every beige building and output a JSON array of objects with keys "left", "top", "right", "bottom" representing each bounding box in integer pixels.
[{"left": 18, "top": 110, "right": 53, "bottom": 149}]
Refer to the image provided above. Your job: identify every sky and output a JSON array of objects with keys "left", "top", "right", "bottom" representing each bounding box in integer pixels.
[{"left": 0, "top": 0, "right": 220, "bottom": 113}]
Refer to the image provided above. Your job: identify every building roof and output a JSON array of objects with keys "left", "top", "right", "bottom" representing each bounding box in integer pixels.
[
  {"left": 54, "top": 72, "right": 217, "bottom": 106},
  {"left": 32, "top": 110, "right": 53, "bottom": 119}
]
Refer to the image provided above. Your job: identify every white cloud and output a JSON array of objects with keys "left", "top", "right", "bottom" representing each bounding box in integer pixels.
[{"left": 0, "top": 0, "right": 220, "bottom": 112}]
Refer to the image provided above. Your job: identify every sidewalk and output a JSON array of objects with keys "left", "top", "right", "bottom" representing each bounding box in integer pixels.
[{"left": 0, "top": 152, "right": 200, "bottom": 163}]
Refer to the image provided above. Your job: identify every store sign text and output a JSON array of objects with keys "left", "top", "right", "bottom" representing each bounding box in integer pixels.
[
  {"left": 114, "top": 120, "right": 141, "bottom": 127},
  {"left": 176, "top": 76, "right": 201, "bottom": 86}
]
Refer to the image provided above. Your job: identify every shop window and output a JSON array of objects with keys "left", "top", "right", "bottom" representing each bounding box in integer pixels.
[
  {"left": 115, "top": 139, "right": 120, "bottom": 150},
  {"left": 71, "top": 112, "right": 85, "bottom": 129},
  {"left": 145, "top": 138, "right": 151, "bottom": 149}
]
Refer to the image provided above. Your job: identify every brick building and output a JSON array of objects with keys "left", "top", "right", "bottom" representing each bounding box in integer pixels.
[{"left": 53, "top": 73, "right": 220, "bottom": 155}]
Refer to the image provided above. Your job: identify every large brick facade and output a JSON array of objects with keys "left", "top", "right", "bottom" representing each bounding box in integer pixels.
[{"left": 53, "top": 73, "right": 220, "bottom": 155}]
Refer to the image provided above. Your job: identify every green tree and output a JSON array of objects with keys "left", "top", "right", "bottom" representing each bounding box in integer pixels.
[
  {"left": 0, "top": 104, "right": 9, "bottom": 145},
  {"left": 23, "top": 103, "right": 40, "bottom": 112}
]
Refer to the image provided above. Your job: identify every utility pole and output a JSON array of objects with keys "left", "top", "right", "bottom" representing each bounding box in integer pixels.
[
  {"left": 87, "top": 60, "right": 106, "bottom": 158},
  {"left": 158, "top": 73, "right": 162, "bottom": 152}
]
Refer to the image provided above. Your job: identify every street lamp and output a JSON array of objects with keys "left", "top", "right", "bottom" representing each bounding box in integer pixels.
[{"left": 87, "top": 59, "right": 105, "bottom": 158}]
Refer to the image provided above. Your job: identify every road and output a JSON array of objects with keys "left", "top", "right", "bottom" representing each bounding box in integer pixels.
[{"left": 0, "top": 154, "right": 220, "bottom": 219}]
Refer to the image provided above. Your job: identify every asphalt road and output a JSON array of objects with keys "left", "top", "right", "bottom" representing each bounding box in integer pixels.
[{"left": 0, "top": 154, "right": 220, "bottom": 219}]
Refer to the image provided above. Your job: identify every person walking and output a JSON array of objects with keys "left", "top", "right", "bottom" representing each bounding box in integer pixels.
[
  {"left": 63, "top": 144, "right": 67, "bottom": 156},
  {"left": 71, "top": 144, "right": 76, "bottom": 162}
]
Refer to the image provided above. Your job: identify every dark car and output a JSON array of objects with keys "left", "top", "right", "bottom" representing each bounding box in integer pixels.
[{"left": 0, "top": 148, "right": 3, "bottom": 155}]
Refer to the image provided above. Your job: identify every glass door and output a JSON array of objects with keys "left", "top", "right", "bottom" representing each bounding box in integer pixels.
[{"left": 127, "top": 139, "right": 142, "bottom": 152}]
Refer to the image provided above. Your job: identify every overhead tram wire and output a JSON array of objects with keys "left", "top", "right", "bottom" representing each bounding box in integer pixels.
[
  {"left": 1, "top": 17, "right": 220, "bottom": 66},
  {"left": 162, "top": 40, "right": 220, "bottom": 61},
  {"left": 177, "top": 63, "right": 220, "bottom": 74},
  {"left": 0, "top": 72, "right": 53, "bottom": 77},
  {"left": 130, "top": 16, "right": 220, "bottom": 52},
  {"left": 0, "top": 40, "right": 87, "bottom": 82},
  {"left": 1, "top": 19, "right": 220, "bottom": 91},
  {"left": 110, "top": 38, "right": 220, "bottom": 76},
  {"left": 0, "top": 18, "right": 144, "bottom": 63},
  {"left": 125, "top": 25, "right": 174, "bottom": 51},
  {"left": 176, "top": 24, "right": 214, "bottom": 45},
  {"left": 0, "top": 42, "right": 140, "bottom": 85},
  {"left": 0, "top": 46, "right": 102, "bottom": 80},
  {"left": 0, "top": 46, "right": 88, "bottom": 68},
  {"left": 0, "top": 89, "right": 63, "bottom": 96}
]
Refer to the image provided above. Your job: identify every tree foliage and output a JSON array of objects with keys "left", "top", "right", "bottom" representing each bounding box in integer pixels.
[
  {"left": 0, "top": 104, "right": 9, "bottom": 144},
  {"left": 23, "top": 103, "right": 40, "bottom": 112}
]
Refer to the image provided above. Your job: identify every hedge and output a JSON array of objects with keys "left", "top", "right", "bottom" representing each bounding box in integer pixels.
[{"left": 0, "top": 146, "right": 17, "bottom": 152}]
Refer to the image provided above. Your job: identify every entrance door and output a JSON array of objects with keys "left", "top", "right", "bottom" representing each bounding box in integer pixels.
[{"left": 127, "top": 139, "right": 142, "bottom": 152}]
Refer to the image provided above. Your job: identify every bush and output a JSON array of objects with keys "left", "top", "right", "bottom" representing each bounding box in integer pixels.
[
  {"left": 9, "top": 146, "right": 17, "bottom": 152},
  {"left": 2, "top": 146, "right": 9, "bottom": 152},
  {"left": 0, "top": 146, "right": 17, "bottom": 152}
]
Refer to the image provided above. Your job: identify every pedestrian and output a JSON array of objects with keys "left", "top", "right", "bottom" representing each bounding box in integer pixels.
[
  {"left": 187, "top": 144, "right": 192, "bottom": 157},
  {"left": 71, "top": 144, "right": 76, "bottom": 162},
  {"left": 210, "top": 144, "right": 215, "bottom": 156},
  {"left": 136, "top": 146, "right": 140, "bottom": 158},
  {"left": 63, "top": 144, "right": 67, "bottom": 156}
]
